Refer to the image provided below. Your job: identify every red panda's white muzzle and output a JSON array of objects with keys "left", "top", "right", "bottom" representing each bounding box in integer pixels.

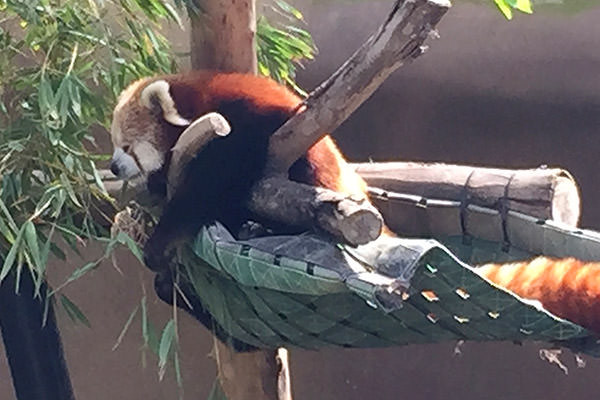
[{"left": 110, "top": 147, "right": 141, "bottom": 179}]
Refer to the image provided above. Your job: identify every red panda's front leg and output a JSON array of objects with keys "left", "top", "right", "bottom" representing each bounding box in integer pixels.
[{"left": 143, "top": 196, "right": 199, "bottom": 272}]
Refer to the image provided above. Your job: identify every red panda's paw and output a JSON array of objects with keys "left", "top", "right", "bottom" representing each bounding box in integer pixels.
[{"left": 143, "top": 234, "right": 176, "bottom": 273}]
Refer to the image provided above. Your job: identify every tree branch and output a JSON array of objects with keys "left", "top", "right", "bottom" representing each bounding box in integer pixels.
[{"left": 266, "top": 0, "right": 451, "bottom": 173}]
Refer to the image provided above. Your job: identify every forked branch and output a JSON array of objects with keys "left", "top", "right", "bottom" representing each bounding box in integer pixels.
[{"left": 265, "top": 0, "right": 451, "bottom": 173}]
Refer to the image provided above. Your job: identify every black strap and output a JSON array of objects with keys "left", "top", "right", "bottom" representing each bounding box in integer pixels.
[
  {"left": 460, "top": 170, "right": 475, "bottom": 245},
  {"left": 499, "top": 173, "right": 516, "bottom": 252}
]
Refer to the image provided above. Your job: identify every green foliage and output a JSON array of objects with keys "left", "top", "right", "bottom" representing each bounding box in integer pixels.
[
  {"left": 494, "top": 0, "right": 533, "bottom": 19},
  {"left": 0, "top": 0, "right": 178, "bottom": 290},
  {"left": 0, "top": 0, "right": 316, "bottom": 394},
  {"left": 257, "top": 0, "right": 317, "bottom": 96}
]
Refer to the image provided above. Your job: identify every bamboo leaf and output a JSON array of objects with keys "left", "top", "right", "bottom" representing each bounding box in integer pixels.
[
  {"left": 39, "top": 225, "right": 56, "bottom": 267},
  {"left": 495, "top": 0, "right": 514, "bottom": 19},
  {"left": 50, "top": 188, "right": 67, "bottom": 218},
  {"left": 162, "top": 2, "right": 184, "bottom": 29},
  {"left": 23, "top": 220, "right": 42, "bottom": 272},
  {"left": 0, "top": 197, "right": 18, "bottom": 233},
  {"left": 38, "top": 77, "right": 55, "bottom": 118},
  {"left": 515, "top": 0, "right": 533, "bottom": 13},
  {"left": 0, "top": 216, "right": 15, "bottom": 244},
  {"left": 173, "top": 350, "right": 182, "bottom": 387},
  {"left": 60, "top": 294, "right": 91, "bottom": 328},
  {"left": 115, "top": 231, "right": 143, "bottom": 263},
  {"left": 49, "top": 241, "right": 66, "bottom": 261},
  {"left": 141, "top": 293, "right": 149, "bottom": 345},
  {"left": 207, "top": 381, "right": 227, "bottom": 400},
  {"left": 91, "top": 163, "right": 107, "bottom": 193},
  {"left": 1, "top": 222, "right": 27, "bottom": 282},
  {"left": 33, "top": 188, "right": 56, "bottom": 220},
  {"left": 274, "top": 0, "right": 304, "bottom": 21},
  {"left": 158, "top": 318, "right": 175, "bottom": 379},
  {"left": 59, "top": 173, "right": 82, "bottom": 207},
  {"left": 113, "top": 305, "right": 139, "bottom": 351},
  {"left": 56, "top": 77, "right": 72, "bottom": 125},
  {"left": 51, "top": 260, "right": 99, "bottom": 295},
  {"left": 68, "top": 80, "right": 82, "bottom": 118}
]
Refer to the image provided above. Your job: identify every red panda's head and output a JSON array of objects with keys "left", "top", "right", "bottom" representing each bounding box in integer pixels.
[{"left": 109, "top": 77, "right": 191, "bottom": 180}]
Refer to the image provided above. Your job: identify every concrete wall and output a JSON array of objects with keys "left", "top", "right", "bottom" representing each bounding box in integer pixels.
[{"left": 2, "top": 1, "right": 600, "bottom": 399}]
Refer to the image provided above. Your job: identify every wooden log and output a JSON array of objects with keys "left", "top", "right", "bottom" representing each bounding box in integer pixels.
[
  {"left": 353, "top": 162, "right": 580, "bottom": 227},
  {"left": 102, "top": 160, "right": 579, "bottom": 242},
  {"left": 104, "top": 175, "right": 383, "bottom": 246},
  {"left": 250, "top": 177, "right": 383, "bottom": 246}
]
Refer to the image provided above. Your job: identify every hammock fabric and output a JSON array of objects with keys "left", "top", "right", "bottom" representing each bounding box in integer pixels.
[{"left": 174, "top": 195, "right": 600, "bottom": 356}]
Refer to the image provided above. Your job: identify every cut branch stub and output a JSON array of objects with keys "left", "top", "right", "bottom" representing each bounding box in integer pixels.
[
  {"left": 266, "top": 0, "right": 451, "bottom": 173},
  {"left": 167, "top": 112, "right": 231, "bottom": 200},
  {"left": 250, "top": 177, "right": 383, "bottom": 246}
]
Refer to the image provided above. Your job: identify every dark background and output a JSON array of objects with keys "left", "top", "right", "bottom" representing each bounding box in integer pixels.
[{"left": 2, "top": 1, "right": 600, "bottom": 399}]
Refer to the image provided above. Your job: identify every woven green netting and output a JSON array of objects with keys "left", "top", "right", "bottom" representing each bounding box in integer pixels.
[{"left": 177, "top": 213, "right": 600, "bottom": 354}]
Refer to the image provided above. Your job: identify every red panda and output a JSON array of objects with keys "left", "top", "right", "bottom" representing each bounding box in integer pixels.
[
  {"left": 109, "top": 72, "right": 371, "bottom": 261},
  {"left": 110, "top": 71, "right": 600, "bottom": 340}
]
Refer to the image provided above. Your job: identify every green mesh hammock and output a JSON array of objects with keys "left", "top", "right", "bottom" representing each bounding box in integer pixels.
[{"left": 175, "top": 198, "right": 600, "bottom": 355}]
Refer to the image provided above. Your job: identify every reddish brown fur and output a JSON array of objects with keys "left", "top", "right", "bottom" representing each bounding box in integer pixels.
[
  {"left": 166, "top": 72, "right": 301, "bottom": 117},
  {"left": 164, "top": 71, "right": 369, "bottom": 200},
  {"left": 478, "top": 257, "right": 600, "bottom": 333}
]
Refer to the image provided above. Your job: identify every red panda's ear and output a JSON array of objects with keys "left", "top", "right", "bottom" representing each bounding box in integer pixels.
[{"left": 140, "top": 80, "right": 191, "bottom": 127}]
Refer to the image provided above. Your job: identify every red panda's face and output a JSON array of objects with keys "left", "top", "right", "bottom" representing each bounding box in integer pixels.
[{"left": 109, "top": 78, "right": 190, "bottom": 180}]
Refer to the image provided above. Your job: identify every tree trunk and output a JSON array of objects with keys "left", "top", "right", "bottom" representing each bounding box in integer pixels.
[
  {"left": 189, "top": 0, "right": 257, "bottom": 73},
  {"left": 212, "top": 339, "right": 292, "bottom": 400},
  {"left": 188, "top": 2, "right": 287, "bottom": 399},
  {"left": 0, "top": 272, "right": 75, "bottom": 400}
]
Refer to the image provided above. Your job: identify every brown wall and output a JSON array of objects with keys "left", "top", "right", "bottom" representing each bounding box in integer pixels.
[
  {"left": 2, "top": 1, "right": 600, "bottom": 399},
  {"left": 291, "top": 2, "right": 600, "bottom": 399}
]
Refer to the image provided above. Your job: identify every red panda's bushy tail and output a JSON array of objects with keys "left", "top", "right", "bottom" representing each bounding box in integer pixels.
[{"left": 477, "top": 257, "right": 600, "bottom": 334}]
